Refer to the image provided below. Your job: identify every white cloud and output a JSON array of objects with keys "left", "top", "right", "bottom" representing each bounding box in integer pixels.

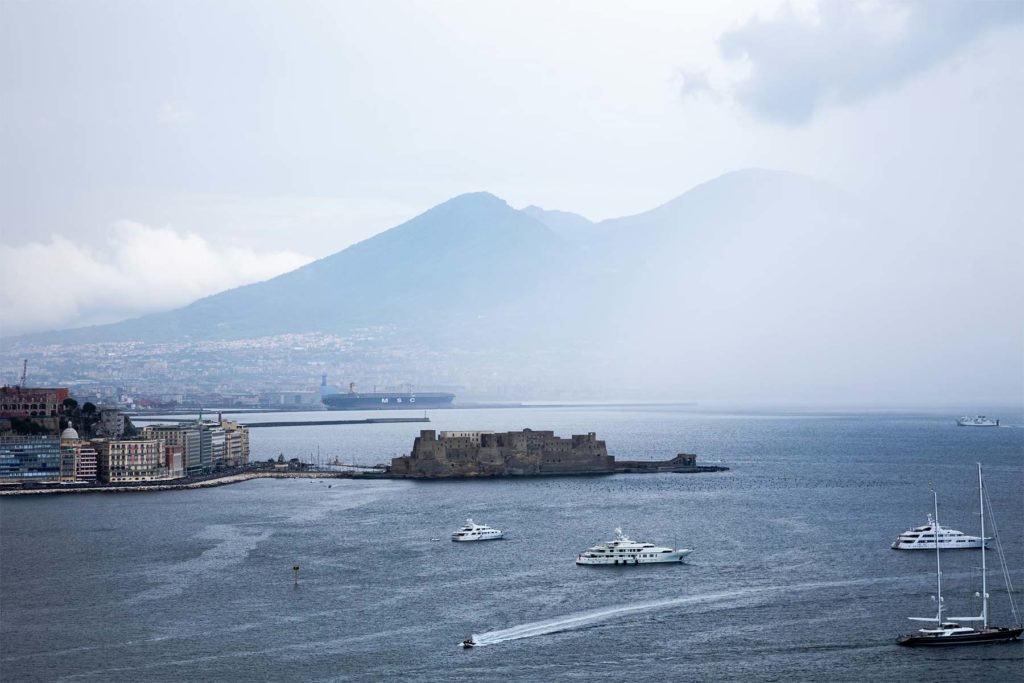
[
  {"left": 0, "top": 221, "right": 312, "bottom": 337},
  {"left": 157, "top": 101, "right": 196, "bottom": 126}
]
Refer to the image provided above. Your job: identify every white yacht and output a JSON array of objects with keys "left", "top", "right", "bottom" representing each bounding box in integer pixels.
[
  {"left": 576, "top": 528, "right": 693, "bottom": 565},
  {"left": 451, "top": 519, "right": 503, "bottom": 542},
  {"left": 956, "top": 416, "right": 999, "bottom": 427},
  {"left": 891, "top": 514, "right": 989, "bottom": 550}
]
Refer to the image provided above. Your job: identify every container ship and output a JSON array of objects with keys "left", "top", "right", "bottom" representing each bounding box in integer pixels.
[{"left": 321, "top": 379, "right": 454, "bottom": 411}]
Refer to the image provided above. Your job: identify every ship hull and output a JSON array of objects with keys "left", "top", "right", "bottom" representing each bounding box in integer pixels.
[
  {"left": 576, "top": 549, "right": 693, "bottom": 565},
  {"left": 322, "top": 392, "right": 454, "bottom": 410},
  {"left": 897, "top": 627, "right": 1023, "bottom": 646}
]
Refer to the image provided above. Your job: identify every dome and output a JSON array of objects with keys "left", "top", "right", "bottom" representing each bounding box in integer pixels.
[{"left": 61, "top": 426, "right": 80, "bottom": 440}]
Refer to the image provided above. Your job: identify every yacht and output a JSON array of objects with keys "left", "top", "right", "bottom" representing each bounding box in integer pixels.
[
  {"left": 451, "top": 519, "right": 503, "bottom": 542},
  {"left": 957, "top": 416, "right": 999, "bottom": 427},
  {"left": 576, "top": 528, "right": 693, "bottom": 565},
  {"left": 891, "top": 514, "right": 989, "bottom": 550},
  {"left": 897, "top": 465, "right": 1023, "bottom": 646}
]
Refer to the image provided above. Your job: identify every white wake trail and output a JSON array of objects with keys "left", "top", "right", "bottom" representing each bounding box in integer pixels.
[
  {"left": 464, "top": 574, "right": 926, "bottom": 647},
  {"left": 468, "top": 588, "right": 764, "bottom": 647}
]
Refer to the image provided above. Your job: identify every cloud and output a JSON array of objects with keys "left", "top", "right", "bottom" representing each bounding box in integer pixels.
[
  {"left": 0, "top": 221, "right": 312, "bottom": 337},
  {"left": 676, "top": 69, "right": 715, "bottom": 100},
  {"left": 157, "top": 101, "right": 196, "bottom": 126},
  {"left": 717, "top": 0, "right": 1023, "bottom": 125}
]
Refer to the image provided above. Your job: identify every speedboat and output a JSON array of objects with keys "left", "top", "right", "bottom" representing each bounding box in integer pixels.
[
  {"left": 576, "top": 528, "right": 693, "bottom": 565},
  {"left": 891, "top": 514, "right": 989, "bottom": 550},
  {"left": 461, "top": 638, "right": 476, "bottom": 648},
  {"left": 451, "top": 519, "right": 503, "bottom": 542}
]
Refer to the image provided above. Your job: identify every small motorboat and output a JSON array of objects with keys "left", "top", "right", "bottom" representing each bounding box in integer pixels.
[{"left": 461, "top": 638, "right": 476, "bottom": 649}]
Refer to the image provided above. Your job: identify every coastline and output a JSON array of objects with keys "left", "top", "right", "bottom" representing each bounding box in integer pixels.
[{"left": 0, "top": 464, "right": 729, "bottom": 496}]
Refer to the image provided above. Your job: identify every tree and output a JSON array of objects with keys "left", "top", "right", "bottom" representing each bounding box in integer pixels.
[
  {"left": 62, "top": 398, "right": 78, "bottom": 411},
  {"left": 82, "top": 402, "right": 97, "bottom": 415}
]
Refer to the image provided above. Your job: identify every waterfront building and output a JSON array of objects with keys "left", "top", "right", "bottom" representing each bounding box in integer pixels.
[
  {"left": 141, "top": 424, "right": 202, "bottom": 475},
  {"left": 93, "top": 438, "right": 183, "bottom": 483},
  {"left": 59, "top": 427, "right": 98, "bottom": 483},
  {"left": 220, "top": 419, "right": 250, "bottom": 467},
  {"left": 0, "top": 435, "right": 62, "bottom": 483},
  {"left": 198, "top": 422, "right": 226, "bottom": 471}
]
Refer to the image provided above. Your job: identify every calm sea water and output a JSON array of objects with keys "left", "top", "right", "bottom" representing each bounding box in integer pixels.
[{"left": 2, "top": 406, "right": 1022, "bottom": 682}]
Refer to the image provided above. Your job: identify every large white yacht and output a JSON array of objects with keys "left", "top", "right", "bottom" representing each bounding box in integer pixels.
[
  {"left": 891, "top": 514, "right": 989, "bottom": 550},
  {"left": 576, "top": 528, "right": 693, "bottom": 565},
  {"left": 451, "top": 519, "right": 503, "bottom": 542}
]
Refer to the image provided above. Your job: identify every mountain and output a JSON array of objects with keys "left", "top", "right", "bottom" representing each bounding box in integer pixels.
[
  {"left": 521, "top": 205, "right": 595, "bottom": 242},
  {"left": 9, "top": 167, "right": 1015, "bottom": 403},
  {"left": 25, "top": 192, "right": 567, "bottom": 344}
]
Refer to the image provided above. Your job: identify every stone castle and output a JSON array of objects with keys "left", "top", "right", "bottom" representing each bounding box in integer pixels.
[{"left": 389, "top": 429, "right": 705, "bottom": 478}]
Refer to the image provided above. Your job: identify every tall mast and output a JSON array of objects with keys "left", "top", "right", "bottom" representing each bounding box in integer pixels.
[
  {"left": 933, "top": 488, "right": 943, "bottom": 623},
  {"left": 979, "top": 463, "right": 988, "bottom": 629}
]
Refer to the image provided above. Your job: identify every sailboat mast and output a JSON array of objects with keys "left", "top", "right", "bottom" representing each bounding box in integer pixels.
[
  {"left": 933, "top": 489, "right": 943, "bottom": 623},
  {"left": 979, "top": 463, "right": 988, "bottom": 629}
]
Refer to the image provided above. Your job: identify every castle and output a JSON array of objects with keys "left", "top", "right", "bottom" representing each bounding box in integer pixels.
[{"left": 389, "top": 429, "right": 706, "bottom": 478}]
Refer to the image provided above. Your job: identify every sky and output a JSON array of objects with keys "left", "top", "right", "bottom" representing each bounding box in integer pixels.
[{"left": 1, "top": 0, "right": 1022, "bottom": 340}]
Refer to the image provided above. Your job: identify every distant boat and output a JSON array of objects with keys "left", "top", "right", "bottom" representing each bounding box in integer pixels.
[
  {"left": 322, "top": 382, "right": 454, "bottom": 411},
  {"left": 956, "top": 416, "right": 999, "bottom": 427},
  {"left": 576, "top": 528, "right": 693, "bottom": 565},
  {"left": 897, "top": 466, "right": 1023, "bottom": 646}
]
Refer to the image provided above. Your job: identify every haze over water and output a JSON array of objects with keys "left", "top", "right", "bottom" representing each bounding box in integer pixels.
[{"left": 3, "top": 406, "right": 1021, "bottom": 681}]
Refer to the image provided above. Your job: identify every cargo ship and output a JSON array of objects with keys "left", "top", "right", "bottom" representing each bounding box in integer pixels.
[{"left": 321, "top": 380, "right": 454, "bottom": 411}]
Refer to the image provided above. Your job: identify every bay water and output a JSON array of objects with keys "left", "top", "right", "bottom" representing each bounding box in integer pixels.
[{"left": 2, "top": 406, "right": 1022, "bottom": 681}]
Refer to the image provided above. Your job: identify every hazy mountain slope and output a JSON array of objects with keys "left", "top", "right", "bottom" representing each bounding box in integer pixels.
[
  {"left": 25, "top": 192, "right": 566, "bottom": 344},
  {"left": 521, "top": 206, "right": 595, "bottom": 242}
]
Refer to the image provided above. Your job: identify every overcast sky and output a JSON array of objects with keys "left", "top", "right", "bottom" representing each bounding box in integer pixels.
[{"left": 1, "top": 0, "right": 1021, "bottom": 337}]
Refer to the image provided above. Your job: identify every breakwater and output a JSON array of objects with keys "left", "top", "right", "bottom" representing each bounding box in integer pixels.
[{"left": 243, "top": 417, "right": 429, "bottom": 428}]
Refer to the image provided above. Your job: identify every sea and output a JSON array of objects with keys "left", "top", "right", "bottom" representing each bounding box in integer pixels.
[{"left": 1, "top": 405, "right": 1022, "bottom": 682}]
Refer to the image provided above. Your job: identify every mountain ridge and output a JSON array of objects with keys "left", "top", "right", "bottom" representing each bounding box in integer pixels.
[{"left": 5, "top": 168, "right": 855, "bottom": 345}]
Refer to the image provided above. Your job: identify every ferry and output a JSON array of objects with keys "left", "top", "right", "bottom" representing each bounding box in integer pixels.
[
  {"left": 956, "top": 416, "right": 999, "bottom": 427},
  {"left": 451, "top": 519, "right": 503, "bottom": 542},
  {"left": 576, "top": 528, "right": 693, "bottom": 565},
  {"left": 891, "top": 514, "right": 989, "bottom": 550}
]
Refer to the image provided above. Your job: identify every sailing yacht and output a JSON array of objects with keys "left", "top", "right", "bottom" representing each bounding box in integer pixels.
[{"left": 897, "top": 465, "right": 1023, "bottom": 646}]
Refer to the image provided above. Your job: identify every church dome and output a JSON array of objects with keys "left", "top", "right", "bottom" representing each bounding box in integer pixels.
[{"left": 61, "top": 426, "right": 80, "bottom": 440}]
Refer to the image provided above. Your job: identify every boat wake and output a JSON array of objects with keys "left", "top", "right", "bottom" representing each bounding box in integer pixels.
[
  {"left": 464, "top": 575, "right": 932, "bottom": 648},
  {"left": 467, "top": 588, "right": 764, "bottom": 647}
]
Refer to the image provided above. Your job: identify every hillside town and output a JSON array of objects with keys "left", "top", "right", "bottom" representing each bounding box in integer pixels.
[{"left": 0, "top": 385, "right": 249, "bottom": 488}]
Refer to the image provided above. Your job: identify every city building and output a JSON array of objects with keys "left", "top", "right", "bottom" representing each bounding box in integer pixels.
[
  {"left": 0, "top": 387, "right": 69, "bottom": 418},
  {"left": 142, "top": 424, "right": 202, "bottom": 475},
  {"left": 59, "top": 427, "right": 98, "bottom": 483},
  {"left": 220, "top": 419, "right": 250, "bottom": 467},
  {"left": 96, "top": 409, "right": 128, "bottom": 438},
  {"left": 198, "top": 421, "right": 226, "bottom": 471},
  {"left": 0, "top": 435, "right": 62, "bottom": 483},
  {"left": 0, "top": 386, "right": 69, "bottom": 434},
  {"left": 93, "top": 438, "right": 183, "bottom": 483}
]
